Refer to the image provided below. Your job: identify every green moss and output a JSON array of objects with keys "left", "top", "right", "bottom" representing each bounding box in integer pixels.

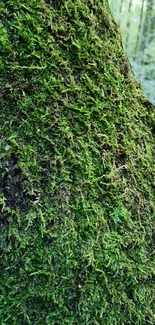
[{"left": 0, "top": 0, "right": 155, "bottom": 324}]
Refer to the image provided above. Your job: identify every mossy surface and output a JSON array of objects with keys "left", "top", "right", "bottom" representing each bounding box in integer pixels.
[{"left": 0, "top": 1, "right": 155, "bottom": 324}]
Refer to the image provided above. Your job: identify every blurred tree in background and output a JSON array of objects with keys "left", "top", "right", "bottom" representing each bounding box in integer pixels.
[{"left": 109, "top": 0, "right": 155, "bottom": 105}]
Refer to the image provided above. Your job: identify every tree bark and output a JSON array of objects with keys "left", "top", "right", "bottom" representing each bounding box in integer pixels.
[{"left": 0, "top": 0, "right": 155, "bottom": 324}]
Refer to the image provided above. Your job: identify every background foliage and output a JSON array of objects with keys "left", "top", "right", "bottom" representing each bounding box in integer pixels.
[{"left": 109, "top": 0, "right": 155, "bottom": 105}]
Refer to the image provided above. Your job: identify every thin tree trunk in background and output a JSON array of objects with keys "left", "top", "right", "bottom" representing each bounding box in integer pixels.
[
  {"left": 140, "top": 0, "right": 154, "bottom": 64},
  {"left": 134, "top": 0, "right": 145, "bottom": 60},
  {"left": 118, "top": 0, "right": 124, "bottom": 26},
  {"left": 125, "top": 0, "right": 133, "bottom": 51},
  {"left": 147, "top": 0, "right": 155, "bottom": 44},
  {"left": 108, "top": 0, "right": 115, "bottom": 12},
  {"left": 119, "top": 0, "right": 124, "bottom": 12}
]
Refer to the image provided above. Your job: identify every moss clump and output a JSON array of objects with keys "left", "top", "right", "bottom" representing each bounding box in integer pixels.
[{"left": 0, "top": 0, "right": 155, "bottom": 324}]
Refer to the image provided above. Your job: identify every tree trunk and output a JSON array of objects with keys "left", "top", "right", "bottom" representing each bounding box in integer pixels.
[
  {"left": 140, "top": 0, "right": 154, "bottom": 63},
  {"left": 119, "top": 0, "right": 124, "bottom": 13},
  {"left": 0, "top": 0, "right": 155, "bottom": 324},
  {"left": 134, "top": 0, "right": 145, "bottom": 59},
  {"left": 146, "top": 0, "right": 155, "bottom": 44},
  {"left": 125, "top": 0, "right": 133, "bottom": 50},
  {"left": 118, "top": 0, "right": 124, "bottom": 26}
]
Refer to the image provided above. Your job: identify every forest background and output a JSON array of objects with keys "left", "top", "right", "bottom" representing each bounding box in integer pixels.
[{"left": 109, "top": 0, "right": 155, "bottom": 105}]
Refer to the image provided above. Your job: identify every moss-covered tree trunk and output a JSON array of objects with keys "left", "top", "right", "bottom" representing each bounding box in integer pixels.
[{"left": 0, "top": 1, "right": 155, "bottom": 324}]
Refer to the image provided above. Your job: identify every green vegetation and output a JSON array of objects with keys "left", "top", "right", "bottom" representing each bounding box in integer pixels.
[
  {"left": 109, "top": 0, "right": 155, "bottom": 105},
  {"left": 0, "top": 0, "right": 155, "bottom": 324}
]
